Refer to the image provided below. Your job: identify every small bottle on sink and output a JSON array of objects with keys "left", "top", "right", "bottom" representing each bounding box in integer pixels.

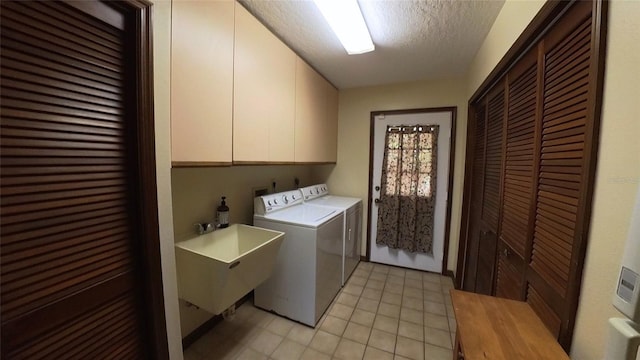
[{"left": 217, "top": 196, "right": 229, "bottom": 228}]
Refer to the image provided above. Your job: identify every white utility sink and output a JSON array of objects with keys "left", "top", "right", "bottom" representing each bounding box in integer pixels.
[{"left": 175, "top": 224, "right": 284, "bottom": 315}]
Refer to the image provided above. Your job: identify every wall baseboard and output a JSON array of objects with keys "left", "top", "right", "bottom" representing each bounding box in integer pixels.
[{"left": 182, "top": 294, "right": 252, "bottom": 350}]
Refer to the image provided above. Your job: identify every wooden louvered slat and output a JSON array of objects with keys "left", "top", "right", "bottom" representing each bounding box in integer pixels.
[
  {"left": 0, "top": 1, "right": 160, "bottom": 357},
  {"left": 482, "top": 88, "right": 504, "bottom": 229},
  {"left": 495, "top": 242, "right": 525, "bottom": 301},
  {"left": 527, "top": 284, "right": 562, "bottom": 337}
]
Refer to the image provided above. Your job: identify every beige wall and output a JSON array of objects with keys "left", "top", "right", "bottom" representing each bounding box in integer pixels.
[
  {"left": 572, "top": 1, "right": 640, "bottom": 358},
  {"left": 171, "top": 165, "right": 321, "bottom": 334},
  {"left": 152, "top": 0, "right": 183, "bottom": 359},
  {"left": 318, "top": 78, "right": 468, "bottom": 273},
  {"left": 465, "top": 0, "right": 640, "bottom": 358},
  {"left": 465, "top": 0, "right": 546, "bottom": 98}
]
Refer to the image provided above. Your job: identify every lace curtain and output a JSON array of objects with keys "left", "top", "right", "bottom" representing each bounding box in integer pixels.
[{"left": 376, "top": 124, "right": 439, "bottom": 254}]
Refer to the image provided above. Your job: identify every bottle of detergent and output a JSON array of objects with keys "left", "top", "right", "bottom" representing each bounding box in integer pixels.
[{"left": 217, "top": 196, "right": 229, "bottom": 228}]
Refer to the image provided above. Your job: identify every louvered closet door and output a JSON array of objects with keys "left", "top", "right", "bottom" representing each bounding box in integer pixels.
[
  {"left": 495, "top": 48, "right": 538, "bottom": 300},
  {"left": 1, "top": 1, "right": 155, "bottom": 357},
  {"left": 462, "top": 103, "right": 486, "bottom": 292},
  {"left": 526, "top": 1, "right": 594, "bottom": 342}
]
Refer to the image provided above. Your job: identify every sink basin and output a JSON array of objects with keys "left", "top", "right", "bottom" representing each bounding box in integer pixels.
[{"left": 175, "top": 224, "right": 284, "bottom": 315}]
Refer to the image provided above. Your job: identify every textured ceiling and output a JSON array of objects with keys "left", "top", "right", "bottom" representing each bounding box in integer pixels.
[{"left": 240, "top": 0, "right": 505, "bottom": 89}]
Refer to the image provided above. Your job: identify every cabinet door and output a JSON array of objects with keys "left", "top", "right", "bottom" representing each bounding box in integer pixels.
[
  {"left": 233, "top": 4, "right": 296, "bottom": 163},
  {"left": 294, "top": 58, "right": 337, "bottom": 163},
  {"left": 171, "top": 0, "right": 234, "bottom": 165}
]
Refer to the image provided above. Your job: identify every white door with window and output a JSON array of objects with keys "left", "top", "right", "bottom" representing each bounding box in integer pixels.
[{"left": 370, "top": 110, "right": 452, "bottom": 273}]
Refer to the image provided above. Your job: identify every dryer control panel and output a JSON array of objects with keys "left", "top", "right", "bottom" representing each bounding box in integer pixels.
[
  {"left": 301, "top": 184, "right": 329, "bottom": 201},
  {"left": 254, "top": 190, "right": 303, "bottom": 215}
]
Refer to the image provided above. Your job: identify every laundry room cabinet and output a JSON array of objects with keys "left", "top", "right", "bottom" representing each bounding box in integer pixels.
[
  {"left": 233, "top": 5, "right": 296, "bottom": 163},
  {"left": 171, "top": 0, "right": 234, "bottom": 166},
  {"left": 295, "top": 58, "right": 338, "bottom": 163},
  {"left": 170, "top": 1, "right": 338, "bottom": 166}
]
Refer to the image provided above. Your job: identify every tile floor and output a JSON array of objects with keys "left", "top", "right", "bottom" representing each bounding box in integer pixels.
[{"left": 184, "top": 261, "right": 456, "bottom": 360}]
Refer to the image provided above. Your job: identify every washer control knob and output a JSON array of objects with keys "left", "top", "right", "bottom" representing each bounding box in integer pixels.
[
  {"left": 274, "top": 199, "right": 278, "bottom": 204},
  {"left": 283, "top": 195, "right": 289, "bottom": 204}
]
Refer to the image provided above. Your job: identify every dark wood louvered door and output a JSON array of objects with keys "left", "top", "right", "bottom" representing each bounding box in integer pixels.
[
  {"left": 0, "top": 1, "right": 167, "bottom": 358},
  {"left": 458, "top": 0, "right": 607, "bottom": 351},
  {"left": 526, "top": 1, "right": 596, "bottom": 344}
]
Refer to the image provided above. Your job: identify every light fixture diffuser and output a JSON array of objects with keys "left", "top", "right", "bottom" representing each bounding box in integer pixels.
[{"left": 313, "top": 0, "right": 375, "bottom": 55}]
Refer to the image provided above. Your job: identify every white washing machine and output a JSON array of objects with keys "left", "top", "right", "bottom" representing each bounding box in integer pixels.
[
  {"left": 253, "top": 190, "right": 343, "bottom": 327},
  {"left": 301, "top": 184, "right": 362, "bottom": 286}
]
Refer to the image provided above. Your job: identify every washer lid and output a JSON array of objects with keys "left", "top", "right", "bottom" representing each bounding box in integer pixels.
[
  {"left": 306, "top": 195, "right": 361, "bottom": 209},
  {"left": 257, "top": 204, "right": 340, "bottom": 227}
]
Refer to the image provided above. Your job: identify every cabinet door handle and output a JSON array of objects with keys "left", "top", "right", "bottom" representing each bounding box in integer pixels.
[
  {"left": 503, "top": 248, "right": 509, "bottom": 257},
  {"left": 348, "top": 228, "right": 352, "bottom": 241},
  {"left": 374, "top": 198, "right": 381, "bottom": 204}
]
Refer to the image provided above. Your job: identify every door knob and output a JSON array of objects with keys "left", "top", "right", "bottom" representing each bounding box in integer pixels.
[{"left": 375, "top": 186, "right": 380, "bottom": 191}]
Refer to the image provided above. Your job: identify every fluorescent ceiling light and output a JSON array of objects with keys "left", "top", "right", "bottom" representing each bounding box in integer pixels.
[{"left": 313, "top": 0, "right": 375, "bottom": 55}]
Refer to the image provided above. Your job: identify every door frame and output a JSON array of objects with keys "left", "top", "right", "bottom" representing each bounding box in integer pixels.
[
  {"left": 70, "top": 0, "right": 169, "bottom": 357},
  {"left": 365, "top": 107, "right": 457, "bottom": 275}
]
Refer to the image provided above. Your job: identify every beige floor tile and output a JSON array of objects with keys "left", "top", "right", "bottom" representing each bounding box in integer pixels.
[
  {"left": 450, "top": 331, "right": 456, "bottom": 345},
  {"left": 404, "top": 278, "right": 422, "bottom": 290},
  {"left": 448, "top": 317, "right": 457, "bottom": 333},
  {"left": 422, "top": 273, "right": 441, "bottom": 284},
  {"left": 331, "top": 303, "right": 355, "bottom": 320},
  {"left": 248, "top": 329, "right": 283, "bottom": 355},
  {"left": 423, "top": 301, "right": 447, "bottom": 316},
  {"left": 250, "top": 309, "right": 277, "bottom": 329},
  {"left": 354, "top": 268, "right": 371, "bottom": 278},
  {"left": 405, "top": 270, "right": 423, "bottom": 280},
  {"left": 372, "top": 264, "right": 390, "bottom": 274},
  {"left": 183, "top": 347, "right": 203, "bottom": 360},
  {"left": 334, "top": 338, "right": 367, "bottom": 360},
  {"left": 266, "top": 316, "right": 295, "bottom": 336},
  {"left": 381, "top": 291, "right": 402, "bottom": 306},
  {"left": 394, "top": 355, "right": 412, "bottom": 360},
  {"left": 378, "top": 302, "right": 401, "bottom": 318},
  {"left": 400, "top": 308, "right": 423, "bottom": 325},
  {"left": 363, "top": 346, "right": 394, "bottom": 360},
  {"left": 309, "top": 330, "right": 341, "bottom": 355},
  {"left": 445, "top": 303, "right": 455, "bottom": 317},
  {"left": 395, "top": 335, "right": 424, "bottom": 360},
  {"left": 362, "top": 288, "right": 383, "bottom": 301},
  {"left": 398, "top": 321, "right": 423, "bottom": 342},
  {"left": 424, "top": 343, "right": 452, "bottom": 360},
  {"left": 230, "top": 321, "right": 262, "bottom": 344},
  {"left": 402, "top": 297, "right": 423, "bottom": 311},
  {"left": 424, "top": 313, "right": 449, "bottom": 332},
  {"left": 191, "top": 331, "right": 228, "bottom": 356},
  {"left": 441, "top": 277, "right": 454, "bottom": 288},
  {"left": 351, "top": 309, "right": 376, "bottom": 327},
  {"left": 424, "top": 327, "right": 452, "bottom": 349},
  {"left": 389, "top": 268, "right": 405, "bottom": 277},
  {"left": 387, "top": 275, "right": 405, "bottom": 285},
  {"left": 286, "top": 323, "right": 316, "bottom": 346},
  {"left": 320, "top": 315, "right": 348, "bottom": 336},
  {"left": 204, "top": 339, "right": 244, "bottom": 360},
  {"left": 344, "top": 283, "right": 365, "bottom": 296},
  {"left": 270, "top": 339, "right": 306, "bottom": 360},
  {"left": 301, "top": 347, "right": 331, "bottom": 360},
  {"left": 349, "top": 275, "right": 368, "bottom": 287},
  {"left": 423, "top": 290, "right": 445, "bottom": 304},
  {"left": 337, "top": 292, "right": 361, "bottom": 307},
  {"left": 385, "top": 283, "right": 404, "bottom": 295},
  {"left": 369, "top": 272, "right": 388, "bottom": 282},
  {"left": 366, "top": 279, "right": 385, "bottom": 290},
  {"left": 359, "top": 261, "right": 374, "bottom": 270},
  {"left": 357, "top": 297, "right": 380, "bottom": 313},
  {"left": 343, "top": 321, "right": 372, "bottom": 344},
  {"left": 235, "top": 347, "right": 268, "bottom": 360},
  {"left": 368, "top": 328, "right": 397, "bottom": 353},
  {"left": 403, "top": 287, "right": 423, "bottom": 300},
  {"left": 422, "top": 282, "right": 441, "bottom": 293},
  {"left": 373, "top": 314, "right": 399, "bottom": 334}
]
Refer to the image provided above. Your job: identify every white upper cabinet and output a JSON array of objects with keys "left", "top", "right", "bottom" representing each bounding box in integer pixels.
[
  {"left": 295, "top": 58, "right": 338, "bottom": 163},
  {"left": 171, "top": 0, "right": 234, "bottom": 165},
  {"left": 233, "top": 4, "right": 296, "bottom": 163}
]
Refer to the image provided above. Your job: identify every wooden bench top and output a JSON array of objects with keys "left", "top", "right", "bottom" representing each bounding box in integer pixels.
[{"left": 450, "top": 289, "right": 569, "bottom": 360}]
